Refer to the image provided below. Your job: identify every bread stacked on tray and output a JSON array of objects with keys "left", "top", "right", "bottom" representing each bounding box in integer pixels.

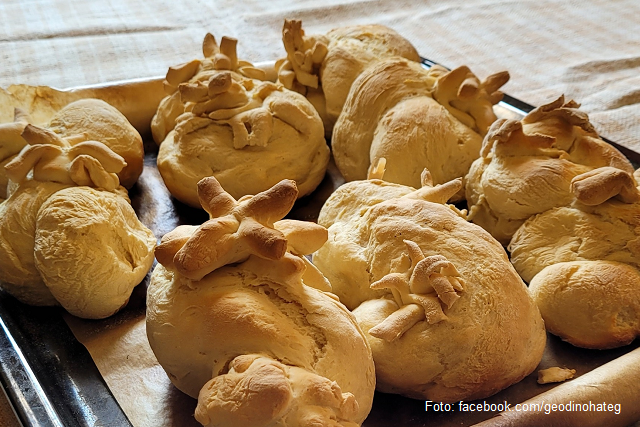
[
  {"left": 508, "top": 167, "right": 640, "bottom": 349},
  {"left": 460, "top": 95, "right": 640, "bottom": 351},
  {"left": 465, "top": 96, "right": 635, "bottom": 245},
  {"left": 151, "top": 32, "right": 329, "bottom": 207},
  {"left": 0, "top": 100, "right": 155, "bottom": 319},
  {"left": 311, "top": 163, "right": 546, "bottom": 401},
  {"left": 276, "top": 19, "right": 421, "bottom": 136},
  {"left": 332, "top": 59, "right": 509, "bottom": 200},
  {"left": 146, "top": 177, "right": 375, "bottom": 427}
]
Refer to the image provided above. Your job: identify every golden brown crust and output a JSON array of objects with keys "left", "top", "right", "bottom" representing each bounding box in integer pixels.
[
  {"left": 157, "top": 178, "right": 297, "bottom": 280},
  {"left": 277, "top": 20, "right": 420, "bottom": 135},
  {"left": 465, "top": 96, "right": 635, "bottom": 245},
  {"left": 313, "top": 171, "right": 546, "bottom": 402},
  {"left": 332, "top": 58, "right": 507, "bottom": 198},
  {"left": 529, "top": 262, "right": 640, "bottom": 348},
  {"left": 571, "top": 166, "right": 640, "bottom": 205},
  {"left": 152, "top": 33, "right": 329, "bottom": 206}
]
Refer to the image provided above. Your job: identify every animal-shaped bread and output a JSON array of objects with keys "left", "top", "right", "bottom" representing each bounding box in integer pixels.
[
  {"left": 0, "top": 124, "right": 155, "bottom": 319},
  {"left": 331, "top": 58, "right": 508, "bottom": 199},
  {"left": 276, "top": 20, "right": 420, "bottom": 136},
  {"left": 509, "top": 167, "right": 640, "bottom": 349},
  {"left": 465, "top": 96, "right": 635, "bottom": 245},
  {"left": 146, "top": 177, "right": 376, "bottom": 427},
  {"left": 312, "top": 161, "right": 546, "bottom": 402},
  {"left": 151, "top": 33, "right": 329, "bottom": 207},
  {"left": 0, "top": 99, "right": 144, "bottom": 199}
]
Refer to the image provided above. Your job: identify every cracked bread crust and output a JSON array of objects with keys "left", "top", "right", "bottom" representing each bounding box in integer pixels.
[
  {"left": 34, "top": 186, "right": 156, "bottom": 319},
  {"left": 313, "top": 176, "right": 546, "bottom": 402},
  {"left": 146, "top": 257, "right": 375, "bottom": 426}
]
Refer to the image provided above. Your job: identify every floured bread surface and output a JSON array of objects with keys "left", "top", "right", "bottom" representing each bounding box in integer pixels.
[
  {"left": 509, "top": 168, "right": 640, "bottom": 349},
  {"left": 34, "top": 186, "right": 156, "bottom": 319},
  {"left": 47, "top": 99, "right": 144, "bottom": 188},
  {"left": 331, "top": 58, "right": 508, "bottom": 199},
  {"left": 465, "top": 96, "right": 634, "bottom": 245},
  {"left": 147, "top": 260, "right": 375, "bottom": 425},
  {"left": 530, "top": 261, "right": 640, "bottom": 349},
  {"left": 152, "top": 33, "right": 329, "bottom": 207},
  {"left": 147, "top": 177, "right": 375, "bottom": 427},
  {"left": 510, "top": 197, "right": 640, "bottom": 284},
  {"left": 157, "top": 86, "right": 328, "bottom": 206},
  {"left": 0, "top": 123, "right": 155, "bottom": 319},
  {"left": 277, "top": 20, "right": 420, "bottom": 135},
  {"left": 0, "top": 179, "right": 68, "bottom": 305},
  {"left": 313, "top": 173, "right": 546, "bottom": 402}
]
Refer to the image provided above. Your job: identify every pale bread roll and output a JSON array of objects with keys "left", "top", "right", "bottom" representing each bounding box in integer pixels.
[
  {"left": 509, "top": 167, "right": 640, "bottom": 284},
  {"left": 530, "top": 261, "right": 640, "bottom": 349},
  {"left": 509, "top": 167, "right": 640, "bottom": 349},
  {"left": 0, "top": 123, "right": 155, "bottom": 319},
  {"left": 277, "top": 20, "right": 420, "bottom": 136},
  {"left": 147, "top": 177, "right": 375, "bottom": 427},
  {"left": 47, "top": 99, "right": 144, "bottom": 188},
  {"left": 0, "top": 99, "right": 145, "bottom": 194},
  {"left": 465, "top": 96, "right": 634, "bottom": 245},
  {"left": 152, "top": 33, "right": 329, "bottom": 207},
  {"left": 0, "top": 179, "right": 67, "bottom": 305},
  {"left": 34, "top": 186, "right": 156, "bottom": 319},
  {"left": 313, "top": 167, "right": 546, "bottom": 402},
  {"left": 331, "top": 58, "right": 508, "bottom": 200}
]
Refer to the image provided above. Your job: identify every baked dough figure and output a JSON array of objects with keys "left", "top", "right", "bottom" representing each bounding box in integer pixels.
[
  {"left": 147, "top": 177, "right": 375, "bottom": 427},
  {"left": 151, "top": 33, "right": 329, "bottom": 207},
  {"left": 312, "top": 160, "right": 546, "bottom": 402},
  {"left": 331, "top": 58, "right": 509, "bottom": 200},
  {"left": 509, "top": 167, "right": 640, "bottom": 349},
  {"left": 276, "top": 19, "right": 421, "bottom": 136},
  {"left": 465, "top": 95, "right": 635, "bottom": 245},
  {"left": 0, "top": 99, "right": 144, "bottom": 199},
  {"left": 0, "top": 124, "right": 155, "bottom": 319}
]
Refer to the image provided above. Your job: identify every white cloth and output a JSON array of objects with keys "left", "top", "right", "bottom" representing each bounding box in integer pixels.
[{"left": 1, "top": 0, "right": 639, "bottom": 148}]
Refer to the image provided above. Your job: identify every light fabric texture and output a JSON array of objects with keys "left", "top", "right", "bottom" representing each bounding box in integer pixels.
[{"left": 1, "top": 0, "right": 639, "bottom": 150}]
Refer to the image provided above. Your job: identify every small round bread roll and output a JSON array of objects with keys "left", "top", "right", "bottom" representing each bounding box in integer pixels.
[
  {"left": 34, "top": 186, "right": 156, "bottom": 319},
  {"left": 331, "top": 59, "right": 508, "bottom": 200},
  {"left": 0, "top": 123, "right": 155, "bottom": 319},
  {"left": 47, "top": 99, "right": 144, "bottom": 188},
  {"left": 152, "top": 33, "right": 329, "bottom": 207},
  {"left": 277, "top": 20, "right": 421, "bottom": 136},
  {"left": 465, "top": 96, "right": 634, "bottom": 245},
  {"left": 313, "top": 164, "right": 546, "bottom": 402},
  {"left": 530, "top": 261, "right": 640, "bottom": 349},
  {"left": 147, "top": 177, "right": 375, "bottom": 427},
  {"left": 509, "top": 167, "right": 640, "bottom": 349}
]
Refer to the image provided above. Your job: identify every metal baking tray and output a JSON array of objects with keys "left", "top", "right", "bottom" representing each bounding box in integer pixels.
[{"left": 1, "top": 59, "right": 639, "bottom": 427}]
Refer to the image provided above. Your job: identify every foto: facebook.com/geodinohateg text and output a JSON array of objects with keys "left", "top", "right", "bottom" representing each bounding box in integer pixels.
[{"left": 425, "top": 400, "right": 622, "bottom": 415}]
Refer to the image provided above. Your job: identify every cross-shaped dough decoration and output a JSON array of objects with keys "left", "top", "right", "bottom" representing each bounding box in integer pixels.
[
  {"left": 368, "top": 240, "right": 464, "bottom": 343},
  {"left": 155, "top": 176, "right": 302, "bottom": 281}
]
